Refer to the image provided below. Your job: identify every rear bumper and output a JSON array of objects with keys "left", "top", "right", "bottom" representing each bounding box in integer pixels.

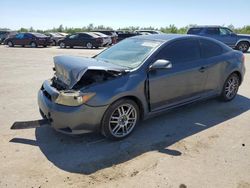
[{"left": 37, "top": 81, "right": 109, "bottom": 134}]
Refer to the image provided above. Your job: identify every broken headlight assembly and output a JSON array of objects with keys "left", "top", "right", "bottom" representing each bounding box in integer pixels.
[{"left": 55, "top": 91, "right": 95, "bottom": 107}]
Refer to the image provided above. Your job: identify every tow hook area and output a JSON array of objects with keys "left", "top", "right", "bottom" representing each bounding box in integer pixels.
[{"left": 10, "top": 119, "right": 50, "bottom": 130}]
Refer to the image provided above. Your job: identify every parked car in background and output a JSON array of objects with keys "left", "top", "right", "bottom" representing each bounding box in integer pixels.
[
  {"left": 136, "top": 30, "right": 163, "bottom": 34},
  {"left": 92, "top": 30, "right": 118, "bottom": 44},
  {"left": 58, "top": 32, "right": 103, "bottom": 49},
  {"left": 38, "top": 34, "right": 245, "bottom": 139},
  {"left": 46, "top": 32, "right": 65, "bottom": 46},
  {"left": 57, "top": 32, "right": 68, "bottom": 37},
  {"left": 187, "top": 26, "right": 250, "bottom": 53},
  {"left": 91, "top": 32, "right": 112, "bottom": 46},
  {"left": 0, "top": 30, "right": 17, "bottom": 44},
  {"left": 4, "top": 32, "right": 52, "bottom": 47},
  {"left": 116, "top": 31, "right": 140, "bottom": 42}
]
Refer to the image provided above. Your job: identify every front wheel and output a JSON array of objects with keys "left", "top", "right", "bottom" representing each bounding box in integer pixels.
[
  {"left": 86, "top": 42, "right": 93, "bottom": 49},
  {"left": 59, "top": 42, "right": 66, "bottom": 48},
  {"left": 220, "top": 73, "right": 240, "bottom": 101},
  {"left": 30, "top": 42, "right": 37, "bottom": 48},
  {"left": 101, "top": 99, "right": 139, "bottom": 140},
  {"left": 236, "top": 42, "right": 249, "bottom": 53}
]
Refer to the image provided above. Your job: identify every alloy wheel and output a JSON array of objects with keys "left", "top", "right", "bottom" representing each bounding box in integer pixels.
[
  {"left": 239, "top": 43, "right": 248, "bottom": 52},
  {"left": 109, "top": 104, "right": 137, "bottom": 138},
  {"left": 224, "top": 75, "right": 239, "bottom": 100},
  {"left": 86, "top": 42, "right": 93, "bottom": 49},
  {"left": 60, "top": 42, "right": 65, "bottom": 48},
  {"left": 30, "top": 42, "right": 36, "bottom": 48}
]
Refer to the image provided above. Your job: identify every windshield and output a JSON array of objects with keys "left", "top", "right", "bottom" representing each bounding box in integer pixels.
[{"left": 95, "top": 38, "right": 162, "bottom": 69}]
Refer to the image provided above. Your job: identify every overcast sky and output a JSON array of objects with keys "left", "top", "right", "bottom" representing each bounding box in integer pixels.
[{"left": 1, "top": 0, "right": 249, "bottom": 30}]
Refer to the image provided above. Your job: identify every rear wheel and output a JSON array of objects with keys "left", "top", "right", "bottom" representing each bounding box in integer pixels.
[
  {"left": 236, "top": 41, "right": 249, "bottom": 53},
  {"left": 86, "top": 42, "right": 93, "bottom": 49},
  {"left": 7, "top": 41, "right": 13, "bottom": 47},
  {"left": 220, "top": 73, "right": 240, "bottom": 101},
  {"left": 101, "top": 99, "right": 139, "bottom": 140},
  {"left": 30, "top": 42, "right": 37, "bottom": 48}
]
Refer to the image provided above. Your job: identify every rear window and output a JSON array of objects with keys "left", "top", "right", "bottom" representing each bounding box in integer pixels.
[
  {"left": 200, "top": 39, "right": 223, "bottom": 58},
  {"left": 187, "top": 28, "right": 202, "bottom": 34}
]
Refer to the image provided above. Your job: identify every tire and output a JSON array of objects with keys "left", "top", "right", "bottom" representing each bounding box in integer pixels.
[
  {"left": 30, "top": 42, "right": 37, "bottom": 48},
  {"left": 59, "top": 42, "right": 66, "bottom": 48},
  {"left": 43, "top": 45, "right": 47, "bottom": 47},
  {"left": 236, "top": 41, "right": 249, "bottom": 53},
  {"left": 86, "top": 42, "right": 93, "bottom": 49},
  {"left": 101, "top": 99, "right": 140, "bottom": 140},
  {"left": 7, "top": 41, "right": 13, "bottom": 47},
  {"left": 220, "top": 73, "right": 240, "bottom": 102}
]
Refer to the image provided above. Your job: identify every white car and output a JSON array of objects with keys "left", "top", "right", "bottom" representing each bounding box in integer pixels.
[
  {"left": 136, "top": 30, "right": 163, "bottom": 34},
  {"left": 92, "top": 32, "right": 112, "bottom": 46}
]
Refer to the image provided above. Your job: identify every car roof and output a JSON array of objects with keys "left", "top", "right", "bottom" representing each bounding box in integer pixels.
[
  {"left": 189, "top": 25, "right": 224, "bottom": 28},
  {"left": 131, "top": 34, "right": 199, "bottom": 42}
]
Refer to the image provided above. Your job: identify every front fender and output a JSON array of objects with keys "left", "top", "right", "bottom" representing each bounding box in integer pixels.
[{"left": 83, "top": 71, "right": 148, "bottom": 112}]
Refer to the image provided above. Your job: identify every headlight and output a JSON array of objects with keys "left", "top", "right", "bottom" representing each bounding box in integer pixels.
[{"left": 55, "top": 91, "right": 95, "bottom": 106}]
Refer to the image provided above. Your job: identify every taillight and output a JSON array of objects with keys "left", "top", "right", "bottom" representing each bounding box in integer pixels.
[
  {"left": 242, "top": 54, "right": 245, "bottom": 64},
  {"left": 96, "top": 38, "right": 103, "bottom": 43}
]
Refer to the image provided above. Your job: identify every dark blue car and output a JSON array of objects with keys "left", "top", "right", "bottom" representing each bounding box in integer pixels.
[{"left": 187, "top": 26, "right": 250, "bottom": 53}]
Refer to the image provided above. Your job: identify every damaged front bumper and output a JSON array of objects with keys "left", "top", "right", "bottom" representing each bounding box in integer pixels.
[{"left": 37, "top": 80, "right": 109, "bottom": 134}]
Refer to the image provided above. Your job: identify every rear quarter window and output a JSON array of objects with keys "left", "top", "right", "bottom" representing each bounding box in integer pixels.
[
  {"left": 187, "top": 28, "right": 202, "bottom": 34},
  {"left": 200, "top": 39, "right": 223, "bottom": 58}
]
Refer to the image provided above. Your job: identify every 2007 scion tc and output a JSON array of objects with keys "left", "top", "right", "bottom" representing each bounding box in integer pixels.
[{"left": 38, "top": 34, "right": 245, "bottom": 140}]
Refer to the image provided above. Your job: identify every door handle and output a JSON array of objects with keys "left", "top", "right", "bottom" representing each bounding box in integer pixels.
[{"left": 199, "top": 66, "right": 207, "bottom": 72}]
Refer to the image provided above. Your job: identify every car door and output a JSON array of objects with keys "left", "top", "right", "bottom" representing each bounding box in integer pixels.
[
  {"left": 13, "top": 33, "right": 24, "bottom": 45},
  {"left": 67, "top": 34, "right": 79, "bottom": 46},
  {"left": 148, "top": 39, "right": 207, "bottom": 111},
  {"left": 79, "top": 33, "right": 92, "bottom": 46},
  {"left": 199, "top": 38, "right": 226, "bottom": 93},
  {"left": 23, "top": 33, "right": 33, "bottom": 45},
  {"left": 218, "top": 28, "right": 237, "bottom": 47}
]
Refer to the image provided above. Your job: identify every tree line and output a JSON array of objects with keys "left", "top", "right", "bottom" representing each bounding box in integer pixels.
[{"left": 2, "top": 24, "right": 250, "bottom": 34}]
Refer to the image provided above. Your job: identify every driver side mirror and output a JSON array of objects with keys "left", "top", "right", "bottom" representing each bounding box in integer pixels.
[{"left": 149, "top": 59, "right": 172, "bottom": 70}]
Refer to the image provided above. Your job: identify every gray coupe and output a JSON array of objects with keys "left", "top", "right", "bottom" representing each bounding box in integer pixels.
[{"left": 38, "top": 34, "right": 245, "bottom": 139}]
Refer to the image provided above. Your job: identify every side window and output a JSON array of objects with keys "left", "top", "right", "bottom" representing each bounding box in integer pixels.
[
  {"left": 15, "top": 33, "right": 24, "bottom": 39},
  {"left": 200, "top": 39, "right": 223, "bottom": 58},
  {"left": 24, "top": 34, "right": 33, "bottom": 39},
  {"left": 219, "top": 28, "right": 233, "bottom": 35},
  {"left": 205, "top": 28, "right": 220, "bottom": 35},
  {"left": 69, "top": 34, "right": 78, "bottom": 39},
  {"left": 156, "top": 39, "right": 200, "bottom": 63},
  {"left": 187, "top": 28, "right": 202, "bottom": 34},
  {"left": 79, "top": 34, "right": 90, "bottom": 38}
]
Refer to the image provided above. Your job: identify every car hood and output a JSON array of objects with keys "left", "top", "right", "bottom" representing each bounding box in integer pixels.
[
  {"left": 238, "top": 34, "right": 250, "bottom": 38},
  {"left": 54, "top": 55, "right": 127, "bottom": 89}
]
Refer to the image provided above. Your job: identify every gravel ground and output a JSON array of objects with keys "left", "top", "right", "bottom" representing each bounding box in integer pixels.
[{"left": 0, "top": 45, "right": 249, "bottom": 188}]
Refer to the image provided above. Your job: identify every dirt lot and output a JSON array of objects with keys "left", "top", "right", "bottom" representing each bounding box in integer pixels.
[{"left": 0, "top": 45, "right": 249, "bottom": 188}]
